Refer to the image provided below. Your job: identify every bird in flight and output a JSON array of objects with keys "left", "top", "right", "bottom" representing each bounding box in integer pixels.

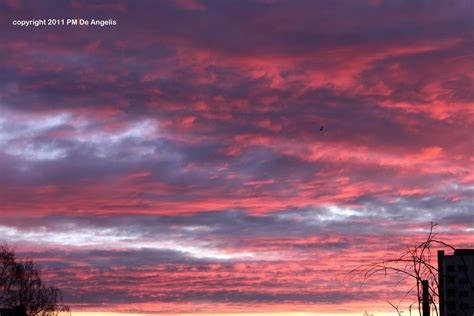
[{"left": 320, "top": 126, "right": 324, "bottom": 131}]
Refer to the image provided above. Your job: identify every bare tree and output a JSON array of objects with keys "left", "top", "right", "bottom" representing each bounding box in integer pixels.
[
  {"left": 0, "top": 244, "right": 70, "bottom": 316},
  {"left": 350, "top": 223, "right": 454, "bottom": 316}
]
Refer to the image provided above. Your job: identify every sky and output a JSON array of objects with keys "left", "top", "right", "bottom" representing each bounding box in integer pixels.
[{"left": 0, "top": 0, "right": 473, "bottom": 315}]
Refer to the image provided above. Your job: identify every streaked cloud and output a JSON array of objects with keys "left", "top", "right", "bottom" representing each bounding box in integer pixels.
[{"left": 0, "top": 0, "right": 472, "bottom": 314}]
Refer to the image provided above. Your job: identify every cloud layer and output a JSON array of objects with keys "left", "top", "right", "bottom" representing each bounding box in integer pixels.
[{"left": 0, "top": 0, "right": 473, "bottom": 314}]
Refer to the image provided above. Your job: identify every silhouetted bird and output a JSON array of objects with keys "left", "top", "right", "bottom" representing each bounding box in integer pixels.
[{"left": 320, "top": 126, "right": 324, "bottom": 131}]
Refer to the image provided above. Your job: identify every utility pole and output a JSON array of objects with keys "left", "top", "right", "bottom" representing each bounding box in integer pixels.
[{"left": 422, "top": 280, "right": 430, "bottom": 316}]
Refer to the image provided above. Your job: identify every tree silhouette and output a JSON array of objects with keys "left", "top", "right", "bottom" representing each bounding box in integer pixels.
[
  {"left": 0, "top": 244, "right": 70, "bottom": 316},
  {"left": 350, "top": 223, "right": 453, "bottom": 316}
]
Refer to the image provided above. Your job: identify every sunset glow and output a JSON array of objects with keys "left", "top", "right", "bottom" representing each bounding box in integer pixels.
[{"left": 0, "top": 0, "right": 473, "bottom": 315}]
